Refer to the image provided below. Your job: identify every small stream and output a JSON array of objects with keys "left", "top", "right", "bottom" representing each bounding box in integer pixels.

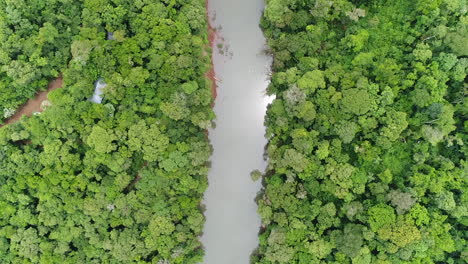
[
  {"left": 90, "top": 78, "right": 106, "bottom": 104},
  {"left": 201, "top": 0, "right": 273, "bottom": 263}
]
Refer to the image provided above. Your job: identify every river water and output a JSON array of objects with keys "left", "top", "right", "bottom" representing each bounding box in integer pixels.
[
  {"left": 90, "top": 78, "right": 106, "bottom": 104},
  {"left": 201, "top": 0, "right": 273, "bottom": 263}
]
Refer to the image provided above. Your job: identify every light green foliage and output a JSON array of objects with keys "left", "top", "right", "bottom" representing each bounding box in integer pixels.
[
  {"left": 421, "top": 125, "right": 445, "bottom": 145},
  {"left": 251, "top": 170, "right": 263, "bottom": 182},
  {"left": 340, "top": 89, "right": 373, "bottom": 115},
  {"left": 0, "top": 0, "right": 83, "bottom": 120},
  {"left": 87, "top": 126, "right": 117, "bottom": 153},
  {"left": 148, "top": 215, "right": 175, "bottom": 236},
  {"left": 264, "top": 228, "right": 295, "bottom": 263},
  {"left": 380, "top": 110, "right": 408, "bottom": 142},
  {"left": 181, "top": 81, "right": 199, "bottom": 95},
  {"left": 127, "top": 120, "right": 169, "bottom": 162},
  {"left": 279, "top": 148, "right": 308, "bottom": 173},
  {"left": 255, "top": 0, "right": 466, "bottom": 262},
  {"left": 413, "top": 43, "right": 433, "bottom": 62},
  {"left": 344, "top": 201, "right": 364, "bottom": 221},
  {"left": 445, "top": 21, "right": 468, "bottom": 56},
  {"left": 284, "top": 84, "right": 306, "bottom": 105},
  {"left": 264, "top": 0, "right": 292, "bottom": 28},
  {"left": 160, "top": 93, "right": 190, "bottom": 121},
  {"left": 347, "top": 29, "right": 369, "bottom": 52},
  {"left": 296, "top": 100, "right": 317, "bottom": 121},
  {"left": 297, "top": 70, "right": 326, "bottom": 94},
  {"left": 407, "top": 204, "right": 430, "bottom": 226},
  {"left": 351, "top": 247, "right": 372, "bottom": 264},
  {"left": 9, "top": 228, "right": 40, "bottom": 262},
  {"left": 316, "top": 140, "right": 330, "bottom": 160},
  {"left": 335, "top": 120, "right": 359, "bottom": 143},
  {"left": 0, "top": 0, "right": 213, "bottom": 263},
  {"left": 436, "top": 191, "right": 457, "bottom": 211},
  {"left": 377, "top": 219, "right": 421, "bottom": 247},
  {"left": 377, "top": 169, "right": 393, "bottom": 184},
  {"left": 368, "top": 204, "right": 396, "bottom": 232},
  {"left": 307, "top": 239, "right": 334, "bottom": 259},
  {"left": 71, "top": 40, "right": 95, "bottom": 64}
]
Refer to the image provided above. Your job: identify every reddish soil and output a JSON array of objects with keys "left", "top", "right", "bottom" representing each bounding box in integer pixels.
[
  {"left": 206, "top": 0, "right": 218, "bottom": 105},
  {"left": 1, "top": 77, "right": 63, "bottom": 128}
]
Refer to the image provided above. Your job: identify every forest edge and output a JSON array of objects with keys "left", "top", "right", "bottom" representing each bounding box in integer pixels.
[
  {"left": 0, "top": 76, "right": 63, "bottom": 128},
  {"left": 206, "top": 0, "right": 217, "bottom": 106},
  {"left": 1, "top": 0, "right": 218, "bottom": 127}
]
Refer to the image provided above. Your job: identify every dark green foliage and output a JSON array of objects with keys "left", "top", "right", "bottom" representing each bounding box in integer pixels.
[
  {"left": 0, "top": 0, "right": 213, "bottom": 263},
  {"left": 255, "top": 0, "right": 467, "bottom": 263}
]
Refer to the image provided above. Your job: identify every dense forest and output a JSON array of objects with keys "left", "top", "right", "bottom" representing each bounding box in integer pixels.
[
  {"left": 255, "top": 0, "right": 467, "bottom": 263},
  {"left": 0, "top": 0, "right": 214, "bottom": 263},
  {"left": 0, "top": 0, "right": 83, "bottom": 120}
]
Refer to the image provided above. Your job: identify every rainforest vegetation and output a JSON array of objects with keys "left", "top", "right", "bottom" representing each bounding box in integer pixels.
[
  {"left": 0, "top": 0, "right": 213, "bottom": 263},
  {"left": 0, "top": 0, "right": 83, "bottom": 120},
  {"left": 255, "top": 0, "right": 467, "bottom": 263}
]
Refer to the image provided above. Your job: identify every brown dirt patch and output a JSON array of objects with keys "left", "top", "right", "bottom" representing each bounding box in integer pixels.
[{"left": 1, "top": 76, "right": 63, "bottom": 127}]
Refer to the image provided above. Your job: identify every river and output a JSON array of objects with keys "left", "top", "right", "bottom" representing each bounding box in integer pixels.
[{"left": 200, "top": 0, "right": 273, "bottom": 263}]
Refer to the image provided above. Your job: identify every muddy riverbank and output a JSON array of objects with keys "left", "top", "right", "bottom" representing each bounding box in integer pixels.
[{"left": 206, "top": 0, "right": 218, "bottom": 103}]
